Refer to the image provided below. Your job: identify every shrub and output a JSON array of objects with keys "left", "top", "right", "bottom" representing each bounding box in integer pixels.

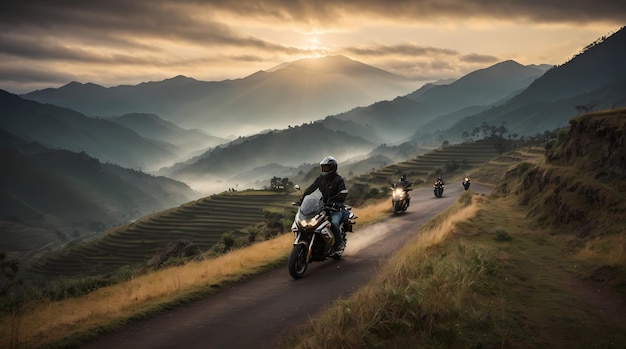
[{"left": 494, "top": 229, "right": 512, "bottom": 242}]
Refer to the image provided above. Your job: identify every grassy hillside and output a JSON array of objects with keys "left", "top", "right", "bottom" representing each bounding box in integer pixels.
[{"left": 279, "top": 108, "right": 626, "bottom": 348}]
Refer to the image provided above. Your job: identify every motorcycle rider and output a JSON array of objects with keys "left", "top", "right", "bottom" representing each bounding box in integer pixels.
[
  {"left": 394, "top": 174, "right": 412, "bottom": 207},
  {"left": 299, "top": 156, "right": 349, "bottom": 251},
  {"left": 396, "top": 174, "right": 411, "bottom": 188},
  {"left": 435, "top": 175, "right": 445, "bottom": 187}
]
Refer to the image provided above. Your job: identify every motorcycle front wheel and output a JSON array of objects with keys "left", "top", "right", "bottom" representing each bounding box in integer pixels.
[
  {"left": 288, "top": 244, "right": 308, "bottom": 279},
  {"left": 392, "top": 201, "right": 399, "bottom": 215}
]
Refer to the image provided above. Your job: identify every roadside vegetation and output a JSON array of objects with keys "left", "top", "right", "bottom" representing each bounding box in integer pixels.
[
  {"left": 279, "top": 109, "right": 626, "bottom": 348},
  {"left": 3, "top": 116, "right": 620, "bottom": 349},
  {"left": 280, "top": 191, "right": 626, "bottom": 348}
]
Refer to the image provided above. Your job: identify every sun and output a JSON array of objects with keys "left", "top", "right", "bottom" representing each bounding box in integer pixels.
[{"left": 299, "top": 36, "right": 326, "bottom": 58}]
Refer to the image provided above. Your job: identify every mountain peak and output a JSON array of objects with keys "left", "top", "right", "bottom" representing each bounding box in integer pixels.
[
  {"left": 59, "top": 81, "right": 104, "bottom": 91},
  {"left": 268, "top": 54, "right": 405, "bottom": 79}
]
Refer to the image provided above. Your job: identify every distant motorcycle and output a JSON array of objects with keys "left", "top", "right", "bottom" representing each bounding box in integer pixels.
[
  {"left": 391, "top": 182, "right": 412, "bottom": 215},
  {"left": 288, "top": 192, "right": 357, "bottom": 279},
  {"left": 433, "top": 181, "right": 444, "bottom": 198},
  {"left": 462, "top": 177, "right": 471, "bottom": 190}
]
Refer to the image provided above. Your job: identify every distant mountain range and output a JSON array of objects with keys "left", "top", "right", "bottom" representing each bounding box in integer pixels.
[
  {"left": 328, "top": 60, "right": 550, "bottom": 142},
  {"left": 108, "top": 113, "right": 229, "bottom": 159},
  {"left": 21, "top": 55, "right": 419, "bottom": 137},
  {"left": 0, "top": 90, "right": 227, "bottom": 170}
]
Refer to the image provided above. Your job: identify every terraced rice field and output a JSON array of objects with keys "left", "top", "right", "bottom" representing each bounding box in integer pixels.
[
  {"left": 352, "top": 140, "right": 500, "bottom": 186},
  {"left": 29, "top": 191, "right": 296, "bottom": 278}
]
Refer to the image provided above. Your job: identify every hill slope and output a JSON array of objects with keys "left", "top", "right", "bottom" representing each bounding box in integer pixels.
[
  {"left": 108, "top": 113, "right": 229, "bottom": 158},
  {"left": 0, "top": 90, "right": 182, "bottom": 170},
  {"left": 332, "top": 60, "right": 547, "bottom": 142},
  {"left": 0, "top": 130, "right": 197, "bottom": 256}
]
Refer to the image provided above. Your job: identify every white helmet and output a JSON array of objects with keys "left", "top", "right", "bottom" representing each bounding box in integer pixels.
[{"left": 320, "top": 156, "right": 337, "bottom": 176}]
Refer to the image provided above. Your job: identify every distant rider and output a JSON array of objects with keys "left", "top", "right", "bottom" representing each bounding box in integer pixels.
[
  {"left": 300, "top": 156, "right": 349, "bottom": 251},
  {"left": 435, "top": 175, "right": 445, "bottom": 187}
]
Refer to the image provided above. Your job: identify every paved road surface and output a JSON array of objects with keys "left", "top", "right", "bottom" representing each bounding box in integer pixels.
[{"left": 81, "top": 183, "right": 490, "bottom": 349}]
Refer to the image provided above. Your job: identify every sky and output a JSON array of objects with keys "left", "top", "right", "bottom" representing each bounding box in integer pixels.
[{"left": 0, "top": 1, "right": 624, "bottom": 94}]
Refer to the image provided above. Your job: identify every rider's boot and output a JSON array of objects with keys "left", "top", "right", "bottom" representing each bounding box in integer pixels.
[{"left": 331, "top": 225, "right": 344, "bottom": 251}]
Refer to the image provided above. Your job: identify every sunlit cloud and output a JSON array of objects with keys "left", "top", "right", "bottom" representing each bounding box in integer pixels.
[{"left": 0, "top": 0, "right": 622, "bottom": 93}]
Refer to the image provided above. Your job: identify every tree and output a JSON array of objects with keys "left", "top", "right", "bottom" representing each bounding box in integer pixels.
[{"left": 270, "top": 177, "right": 293, "bottom": 191}]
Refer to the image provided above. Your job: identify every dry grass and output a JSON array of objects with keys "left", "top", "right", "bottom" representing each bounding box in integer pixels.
[
  {"left": 1, "top": 199, "right": 390, "bottom": 349},
  {"left": 350, "top": 198, "right": 389, "bottom": 225},
  {"left": 1, "top": 234, "right": 293, "bottom": 348},
  {"left": 576, "top": 234, "right": 626, "bottom": 265},
  {"left": 281, "top": 193, "right": 481, "bottom": 349},
  {"left": 280, "top": 188, "right": 626, "bottom": 349}
]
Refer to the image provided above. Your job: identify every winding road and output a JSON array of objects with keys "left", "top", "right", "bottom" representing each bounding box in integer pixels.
[{"left": 81, "top": 182, "right": 491, "bottom": 349}]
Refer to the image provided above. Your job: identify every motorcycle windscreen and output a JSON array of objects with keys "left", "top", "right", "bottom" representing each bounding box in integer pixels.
[{"left": 299, "top": 194, "right": 324, "bottom": 217}]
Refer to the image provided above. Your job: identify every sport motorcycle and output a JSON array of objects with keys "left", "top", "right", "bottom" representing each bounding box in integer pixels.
[
  {"left": 288, "top": 192, "right": 357, "bottom": 279},
  {"left": 462, "top": 177, "right": 471, "bottom": 191},
  {"left": 433, "top": 181, "right": 444, "bottom": 198},
  {"left": 390, "top": 182, "right": 412, "bottom": 215}
]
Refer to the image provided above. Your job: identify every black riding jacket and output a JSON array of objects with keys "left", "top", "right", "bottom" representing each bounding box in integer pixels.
[{"left": 301, "top": 172, "right": 347, "bottom": 206}]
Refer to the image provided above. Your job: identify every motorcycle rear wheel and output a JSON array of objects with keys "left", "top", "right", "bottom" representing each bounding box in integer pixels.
[{"left": 288, "top": 244, "right": 308, "bottom": 279}]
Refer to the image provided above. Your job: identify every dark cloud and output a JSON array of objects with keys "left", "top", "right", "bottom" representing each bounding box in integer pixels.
[
  {"left": 346, "top": 44, "right": 458, "bottom": 57},
  {"left": 0, "top": 65, "right": 73, "bottom": 84},
  {"left": 460, "top": 53, "right": 500, "bottom": 64},
  {"left": 2, "top": 1, "right": 623, "bottom": 36},
  {"left": 190, "top": 0, "right": 626, "bottom": 25},
  {"left": 0, "top": 1, "right": 299, "bottom": 54}
]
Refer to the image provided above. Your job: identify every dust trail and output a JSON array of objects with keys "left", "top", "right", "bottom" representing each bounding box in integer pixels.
[{"left": 344, "top": 220, "right": 398, "bottom": 255}]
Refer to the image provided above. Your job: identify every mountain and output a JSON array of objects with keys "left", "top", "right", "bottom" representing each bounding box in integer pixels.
[
  {"left": 0, "top": 90, "right": 183, "bottom": 170},
  {"left": 0, "top": 130, "right": 198, "bottom": 255},
  {"left": 108, "top": 113, "right": 229, "bottom": 158},
  {"left": 441, "top": 26, "right": 626, "bottom": 141},
  {"left": 21, "top": 55, "right": 419, "bottom": 137},
  {"left": 161, "top": 122, "right": 375, "bottom": 191},
  {"left": 330, "top": 60, "right": 548, "bottom": 142}
]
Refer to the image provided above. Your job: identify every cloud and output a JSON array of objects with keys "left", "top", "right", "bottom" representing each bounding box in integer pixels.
[
  {"left": 460, "top": 53, "right": 500, "bottom": 64},
  {"left": 346, "top": 44, "right": 458, "bottom": 58},
  {"left": 0, "top": 0, "right": 622, "bottom": 93}
]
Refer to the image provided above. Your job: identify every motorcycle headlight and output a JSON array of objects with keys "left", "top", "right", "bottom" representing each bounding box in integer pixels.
[
  {"left": 296, "top": 213, "right": 321, "bottom": 230},
  {"left": 299, "top": 218, "right": 319, "bottom": 230}
]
